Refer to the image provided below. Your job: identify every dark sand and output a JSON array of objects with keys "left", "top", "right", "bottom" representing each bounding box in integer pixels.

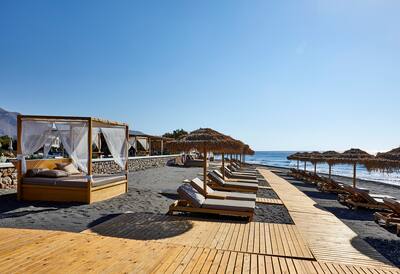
[
  {"left": 268, "top": 166, "right": 400, "bottom": 267},
  {"left": 0, "top": 165, "right": 291, "bottom": 232}
]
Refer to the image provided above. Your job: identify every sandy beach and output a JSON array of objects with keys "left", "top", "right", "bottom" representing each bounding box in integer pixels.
[{"left": 0, "top": 164, "right": 399, "bottom": 267}]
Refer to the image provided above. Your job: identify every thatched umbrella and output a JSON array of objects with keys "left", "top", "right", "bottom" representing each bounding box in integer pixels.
[
  {"left": 287, "top": 152, "right": 311, "bottom": 171},
  {"left": 308, "top": 151, "right": 323, "bottom": 174},
  {"left": 241, "top": 144, "right": 254, "bottom": 164},
  {"left": 365, "top": 147, "right": 400, "bottom": 173},
  {"left": 321, "top": 150, "right": 341, "bottom": 179},
  {"left": 333, "top": 148, "right": 374, "bottom": 187},
  {"left": 166, "top": 128, "right": 242, "bottom": 192}
]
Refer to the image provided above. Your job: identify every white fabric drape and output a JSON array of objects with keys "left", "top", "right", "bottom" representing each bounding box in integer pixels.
[
  {"left": 91, "top": 127, "right": 101, "bottom": 150},
  {"left": 55, "top": 122, "right": 89, "bottom": 173},
  {"left": 43, "top": 132, "right": 59, "bottom": 158},
  {"left": 19, "top": 121, "right": 53, "bottom": 173},
  {"left": 128, "top": 137, "right": 136, "bottom": 150},
  {"left": 137, "top": 138, "right": 148, "bottom": 150},
  {"left": 100, "top": 127, "right": 128, "bottom": 169}
]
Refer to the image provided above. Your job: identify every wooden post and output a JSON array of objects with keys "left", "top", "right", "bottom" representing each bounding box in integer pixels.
[
  {"left": 353, "top": 163, "right": 357, "bottom": 188},
  {"left": 314, "top": 163, "right": 317, "bottom": 174},
  {"left": 161, "top": 139, "right": 164, "bottom": 155},
  {"left": 148, "top": 138, "right": 151, "bottom": 156},
  {"left": 125, "top": 125, "right": 129, "bottom": 193},
  {"left": 222, "top": 153, "right": 225, "bottom": 180},
  {"left": 297, "top": 160, "right": 299, "bottom": 170},
  {"left": 203, "top": 146, "right": 207, "bottom": 193},
  {"left": 16, "top": 115, "right": 22, "bottom": 200},
  {"left": 329, "top": 164, "right": 332, "bottom": 180},
  {"left": 304, "top": 161, "right": 306, "bottom": 171},
  {"left": 87, "top": 118, "right": 93, "bottom": 204}
]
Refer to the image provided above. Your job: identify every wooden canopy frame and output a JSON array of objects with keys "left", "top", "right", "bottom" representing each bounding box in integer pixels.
[{"left": 17, "top": 115, "right": 129, "bottom": 204}]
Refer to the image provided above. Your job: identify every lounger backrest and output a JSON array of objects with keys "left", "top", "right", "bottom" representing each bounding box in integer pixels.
[
  {"left": 208, "top": 171, "right": 225, "bottom": 186},
  {"left": 214, "top": 170, "right": 224, "bottom": 178},
  {"left": 224, "top": 166, "right": 233, "bottom": 175},
  {"left": 177, "top": 184, "right": 205, "bottom": 208},
  {"left": 383, "top": 198, "right": 400, "bottom": 214},
  {"left": 348, "top": 187, "right": 377, "bottom": 204},
  {"left": 190, "top": 178, "right": 214, "bottom": 196}
]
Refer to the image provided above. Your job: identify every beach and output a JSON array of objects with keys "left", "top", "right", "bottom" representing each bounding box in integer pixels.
[{"left": 0, "top": 163, "right": 399, "bottom": 267}]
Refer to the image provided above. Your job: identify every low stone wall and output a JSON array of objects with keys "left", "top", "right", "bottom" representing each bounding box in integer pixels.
[
  {"left": 0, "top": 163, "right": 17, "bottom": 189},
  {"left": 0, "top": 155, "right": 179, "bottom": 189},
  {"left": 92, "top": 155, "right": 179, "bottom": 174}
]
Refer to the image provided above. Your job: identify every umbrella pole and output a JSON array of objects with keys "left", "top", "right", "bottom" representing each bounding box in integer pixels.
[
  {"left": 329, "top": 164, "right": 332, "bottom": 180},
  {"left": 297, "top": 160, "right": 299, "bottom": 170},
  {"left": 203, "top": 146, "right": 207, "bottom": 193},
  {"left": 304, "top": 161, "right": 306, "bottom": 171},
  {"left": 353, "top": 163, "right": 356, "bottom": 188},
  {"left": 222, "top": 153, "right": 225, "bottom": 180},
  {"left": 314, "top": 163, "right": 317, "bottom": 174}
]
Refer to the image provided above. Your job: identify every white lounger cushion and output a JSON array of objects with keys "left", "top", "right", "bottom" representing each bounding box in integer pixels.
[
  {"left": 177, "top": 184, "right": 205, "bottom": 208},
  {"left": 190, "top": 178, "right": 256, "bottom": 201},
  {"left": 209, "top": 171, "right": 258, "bottom": 190},
  {"left": 202, "top": 199, "right": 255, "bottom": 212},
  {"left": 177, "top": 184, "right": 255, "bottom": 212}
]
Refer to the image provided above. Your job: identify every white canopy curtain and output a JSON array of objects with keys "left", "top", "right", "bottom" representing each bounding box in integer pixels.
[
  {"left": 55, "top": 121, "right": 89, "bottom": 174},
  {"left": 19, "top": 120, "right": 54, "bottom": 174},
  {"left": 128, "top": 136, "right": 137, "bottom": 150},
  {"left": 137, "top": 138, "right": 149, "bottom": 151},
  {"left": 98, "top": 127, "right": 128, "bottom": 170}
]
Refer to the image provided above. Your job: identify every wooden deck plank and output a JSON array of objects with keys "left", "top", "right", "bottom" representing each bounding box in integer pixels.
[{"left": 258, "top": 168, "right": 395, "bottom": 268}]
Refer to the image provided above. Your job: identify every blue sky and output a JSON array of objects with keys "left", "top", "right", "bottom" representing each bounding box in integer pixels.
[{"left": 0, "top": 1, "right": 399, "bottom": 152}]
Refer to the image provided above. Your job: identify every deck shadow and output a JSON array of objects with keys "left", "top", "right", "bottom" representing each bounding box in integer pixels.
[{"left": 86, "top": 212, "right": 195, "bottom": 240}]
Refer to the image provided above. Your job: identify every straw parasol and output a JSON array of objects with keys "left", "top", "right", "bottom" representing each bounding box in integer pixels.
[
  {"left": 334, "top": 148, "right": 374, "bottom": 187},
  {"left": 166, "top": 128, "right": 242, "bottom": 192},
  {"left": 321, "top": 150, "right": 341, "bottom": 179},
  {"left": 365, "top": 147, "right": 400, "bottom": 173},
  {"left": 287, "top": 152, "right": 311, "bottom": 171}
]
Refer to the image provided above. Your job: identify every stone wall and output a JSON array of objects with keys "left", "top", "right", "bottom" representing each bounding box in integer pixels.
[
  {"left": 0, "top": 163, "right": 17, "bottom": 189},
  {"left": 92, "top": 155, "right": 178, "bottom": 174},
  {"left": 0, "top": 155, "right": 179, "bottom": 189}
]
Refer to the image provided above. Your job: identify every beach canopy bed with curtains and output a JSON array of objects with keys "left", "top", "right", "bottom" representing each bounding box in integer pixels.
[{"left": 16, "top": 115, "right": 129, "bottom": 204}]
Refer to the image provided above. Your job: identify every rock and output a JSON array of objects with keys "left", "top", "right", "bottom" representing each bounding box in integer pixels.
[{"left": 2, "top": 176, "right": 12, "bottom": 185}]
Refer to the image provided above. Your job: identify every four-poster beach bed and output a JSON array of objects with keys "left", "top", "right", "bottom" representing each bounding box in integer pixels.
[{"left": 16, "top": 115, "right": 129, "bottom": 204}]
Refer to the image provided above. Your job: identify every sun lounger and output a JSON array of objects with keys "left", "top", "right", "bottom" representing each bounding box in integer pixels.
[
  {"left": 374, "top": 198, "right": 400, "bottom": 228},
  {"left": 168, "top": 183, "right": 255, "bottom": 220},
  {"left": 340, "top": 185, "right": 395, "bottom": 210},
  {"left": 224, "top": 166, "right": 258, "bottom": 179},
  {"left": 317, "top": 178, "right": 347, "bottom": 194},
  {"left": 190, "top": 178, "right": 256, "bottom": 201},
  {"left": 229, "top": 164, "right": 258, "bottom": 174},
  {"left": 214, "top": 170, "right": 259, "bottom": 184},
  {"left": 208, "top": 171, "right": 258, "bottom": 193}
]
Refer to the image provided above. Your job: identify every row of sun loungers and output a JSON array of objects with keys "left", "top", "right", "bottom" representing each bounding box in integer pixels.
[
  {"left": 290, "top": 168, "right": 400, "bottom": 236},
  {"left": 168, "top": 163, "right": 262, "bottom": 221}
]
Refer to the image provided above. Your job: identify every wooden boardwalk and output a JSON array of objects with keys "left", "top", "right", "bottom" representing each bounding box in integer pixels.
[
  {"left": 83, "top": 213, "right": 313, "bottom": 259},
  {"left": 256, "top": 197, "right": 283, "bottom": 205},
  {"left": 0, "top": 227, "right": 398, "bottom": 274},
  {"left": 258, "top": 168, "right": 395, "bottom": 268}
]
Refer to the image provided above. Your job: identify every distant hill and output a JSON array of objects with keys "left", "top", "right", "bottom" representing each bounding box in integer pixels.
[{"left": 0, "top": 107, "right": 19, "bottom": 138}]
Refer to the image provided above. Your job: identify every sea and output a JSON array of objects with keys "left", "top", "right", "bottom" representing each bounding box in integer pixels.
[{"left": 245, "top": 151, "right": 400, "bottom": 187}]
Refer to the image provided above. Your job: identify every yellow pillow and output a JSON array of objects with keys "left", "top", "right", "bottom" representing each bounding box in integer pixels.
[{"left": 62, "top": 163, "right": 81, "bottom": 175}]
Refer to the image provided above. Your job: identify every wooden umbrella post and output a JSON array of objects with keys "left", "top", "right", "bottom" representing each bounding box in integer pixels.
[
  {"left": 297, "top": 160, "right": 299, "bottom": 170},
  {"left": 314, "top": 163, "right": 317, "bottom": 174},
  {"left": 304, "top": 161, "right": 307, "bottom": 171},
  {"left": 222, "top": 153, "right": 225, "bottom": 180},
  {"left": 203, "top": 146, "right": 207, "bottom": 193},
  {"left": 329, "top": 164, "right": 332, "bottom": 180},
  {"left": 353, "top": 163, "right": 357, "bottom": 188}
]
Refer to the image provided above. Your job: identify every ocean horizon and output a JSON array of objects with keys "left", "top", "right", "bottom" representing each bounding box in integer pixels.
[{"left": 245, "top": 151, "right": 400, "bottom": 187}]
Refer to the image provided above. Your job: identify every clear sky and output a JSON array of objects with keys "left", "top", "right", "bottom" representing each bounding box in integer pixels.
[{"left": 1, "top": 1, "right": 399, "bottom": 152}]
